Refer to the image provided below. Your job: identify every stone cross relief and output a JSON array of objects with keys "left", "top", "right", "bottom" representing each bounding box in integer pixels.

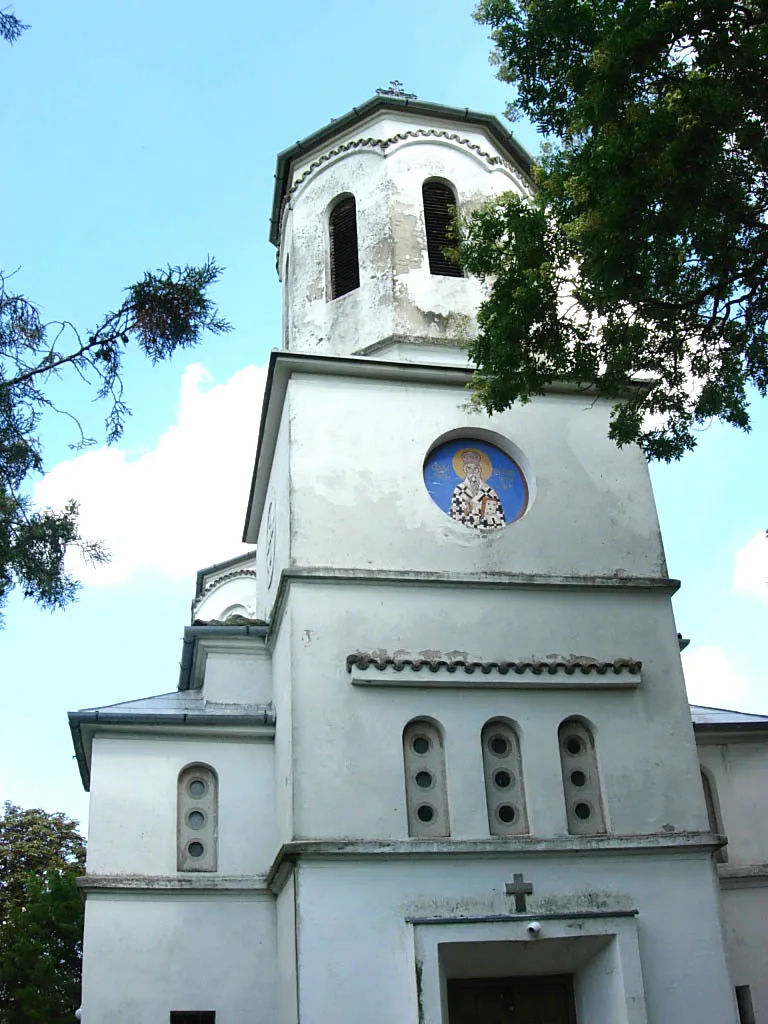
[{"left": 505, "top": 872, "right": 534, "bottom": 912}]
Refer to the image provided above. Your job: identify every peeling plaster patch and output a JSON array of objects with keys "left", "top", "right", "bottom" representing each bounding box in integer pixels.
[
  {"left": 405, "top": 896, "right": 495, "bottom": 920},
  {"left": 418, "top": 649, "right": 443, "bottom": 661},
  {"left": 536, "top": 891, "right": 633, "bottom": 915},
  {"left": 415, "top": 959, "right": 425, "bottom": 1024},
  {"left": 392, "top": 206, "right": 425, "bottom": 274}
]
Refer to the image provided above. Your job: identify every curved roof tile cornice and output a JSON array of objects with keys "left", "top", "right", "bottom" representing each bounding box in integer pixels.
[
  {"left": 277, "top": 128, "right": 529, "bottom": 246},
  {"left": 192, "top": 569, "right": 259, "bottom": 611},
  {"left": 346, "top": 653, "right": 642, "bottom": 676}
]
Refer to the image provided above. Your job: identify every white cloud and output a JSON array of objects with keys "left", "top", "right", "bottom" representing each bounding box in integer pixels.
[
  {"left": 733, "top": 530, "right": 768, "bottom": 604},
  {"left": 33, "top": 362, "right": 267, "bottom": 587},
  {"left": 682, "top": 645, "right": 750, "bottom": 711}
]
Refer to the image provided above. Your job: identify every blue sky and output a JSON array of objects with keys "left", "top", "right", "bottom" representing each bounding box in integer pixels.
[{"left": 1, "top": 1, "right": 766, "bottom": 832}]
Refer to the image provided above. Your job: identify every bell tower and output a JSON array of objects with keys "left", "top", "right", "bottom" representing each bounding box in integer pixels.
[{"left": 271, "top": 93, "right": 532, "bottom": 361}]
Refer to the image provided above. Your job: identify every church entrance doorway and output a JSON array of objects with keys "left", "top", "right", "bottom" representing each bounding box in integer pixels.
[{"left": 446, "top": 975, "right": 577, "bottom": 1024}]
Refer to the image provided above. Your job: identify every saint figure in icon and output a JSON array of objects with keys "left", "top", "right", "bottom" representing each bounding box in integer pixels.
[{"left": 449, "top": 448, "right": 505, "bottom": 529}]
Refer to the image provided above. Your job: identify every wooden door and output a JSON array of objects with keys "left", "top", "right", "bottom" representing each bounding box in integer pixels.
[{"left": 447, "top": 975, "right": 577, "bottom": 1024}]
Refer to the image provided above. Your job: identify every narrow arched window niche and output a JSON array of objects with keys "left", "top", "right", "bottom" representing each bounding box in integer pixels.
[
  {"left": 177, "top": 763, "right": 218, "bottom": 872},
  {"left": 328, "top": 194, "right": 360, "bottom": 299},
  {"left": 403, "top": 718, "right": 450, "bottom": 838},
  {"left": 482, "top": 719, "right": 529, "bottom": 836},
  {"left": 422, "top": 179, "right": 464, "bottom": 277},
  {"left": 558, "top": 718, "right": 607, "bottom": 835},
  {"left": 700, "top": 765, "right": 728, "bottom": 863}
]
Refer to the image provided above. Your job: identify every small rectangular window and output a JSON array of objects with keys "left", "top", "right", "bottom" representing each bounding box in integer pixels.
[{"left": 170, "top": 1013, "right": 215, "bottom": 1024}]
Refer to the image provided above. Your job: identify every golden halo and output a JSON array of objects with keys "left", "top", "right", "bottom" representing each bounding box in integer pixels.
[{"left": 452, "top": 447, "right": 493, "bottom": 481}]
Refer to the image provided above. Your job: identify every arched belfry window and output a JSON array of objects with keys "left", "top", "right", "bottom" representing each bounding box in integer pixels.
[
  {"left": 558, "top": 718, "right": 606, "bottom": 835},
  {"left": 402, "top": 718, "right": 450, "bottom": 837},
  {"left": 177, "top": 763, "right": 218, "bottom": 871},
  {"left": 329, "top": 195, "right": 360, "bottom": 299},
  {"left": 700, "top": 766, "right": 727, "bottom": 863},
  {"left": 422, "top": 180, "right": 463, "bottom": 277},
  {"left": 482, "top": 719, "right": 529, "bottom": 835}
]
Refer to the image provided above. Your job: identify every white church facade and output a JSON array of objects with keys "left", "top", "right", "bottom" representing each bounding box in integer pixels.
[{"left": 69, "top": 94, "right": 768, "bottom": 1024}]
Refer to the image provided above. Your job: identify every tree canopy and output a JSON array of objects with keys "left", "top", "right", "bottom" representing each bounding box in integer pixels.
[
  {"left": 0, "top": 10, "right": 230, "bottom": 622},
  {"left": 462, "top": 0, "right": 768, "bottom": 460},
  {"left": 0, "top": 262, "right": 230, "bottom": 623},
  {"left": 0, "top": 803, "right": 86, "bottom": 1023}
]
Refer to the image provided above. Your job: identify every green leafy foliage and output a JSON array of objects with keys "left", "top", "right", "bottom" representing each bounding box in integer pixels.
[
  {"left": 0, "top": 260, "right": 231, "bottom": 624},
  {"left": 0, "top": 9, "right": 27, "bottom": 44},
  {"left": 465, "top": 0, "right": 768, "bottom": 459},
  {"left": 0, "top": 804, "right": 86, "bottom": 1023}
]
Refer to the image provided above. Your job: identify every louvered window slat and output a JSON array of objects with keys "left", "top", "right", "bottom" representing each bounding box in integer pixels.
[
  {"left": 423, "top": 181, "right": 464, "bottom": 277},
  {"left": 329, "top": 196, "right": 360, "bottom": 298}
]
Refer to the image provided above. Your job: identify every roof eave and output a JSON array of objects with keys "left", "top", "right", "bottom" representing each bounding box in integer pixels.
[
  {"left": 68, "top": 704, "right": 276, "bottom": 791},
  {"left": 269, "top": 95, "right": 534, "bottom": 247}
]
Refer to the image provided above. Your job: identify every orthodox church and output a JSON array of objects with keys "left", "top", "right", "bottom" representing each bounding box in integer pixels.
[{"left": 69, "top": 91, "right": 768, "bottom": 1024}]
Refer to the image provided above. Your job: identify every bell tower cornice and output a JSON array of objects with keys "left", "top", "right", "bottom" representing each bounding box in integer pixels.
[
  {"left": 273, "top": 97, "right": 533, "bottom": 360},
  {"left": 269, "top": 95, "right": 533, "bottom": 248}
]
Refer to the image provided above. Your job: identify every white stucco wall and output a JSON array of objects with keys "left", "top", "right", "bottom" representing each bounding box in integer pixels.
[
  {"left": 285, "top": 373, "right": 667, "bottom": 581},
  {"left": 698, "top": 740, "right": 768, "bottom": 868},
  {"left": 697, "top": 737, "right": 768, "bottom": 1020},
  {"left": 276, "top": 873, "right": 298, "bottom": 1024},
  {"left": 720, "top": 886, "right": 768, "bottom": 1024},
  {"left": 200, "top": 639, "right": 272, "bottom": 704},
  {"left": 270, "top": 606, "right": 295, "bottom": 847},
  {"left": 255, "top": 394, "right": 292, "bottom": 622},
  {"left": 80, "top": 893, "right": 276, "bottom": 1024},
  {"left": 281, "top": 581, "right": 705, "bottom": 843},
  {"left": 290, "top": 854, "right": 736, "bottom": 1024},
  {"left": 86, "top": 734, "right": 276, "bottom": 876}
]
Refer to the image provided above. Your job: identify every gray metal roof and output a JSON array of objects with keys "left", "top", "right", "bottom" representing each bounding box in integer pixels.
[
  {"left": 69, "top": 691, "right": 275, "bottom": 791},
  {"left": 194, "top": 551, "right": 257, "bottom": 598},
  {"left": 71, "top": 690, "right": 273, "bottom": 720},
  {"left": 690, "top": 704, "right": 768, "bottom": 728}
]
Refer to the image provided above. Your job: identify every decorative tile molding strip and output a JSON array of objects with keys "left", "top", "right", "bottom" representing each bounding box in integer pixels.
[
  {"left": 192, "top": 569, "right": 258, "bottom": 610},
  {"left": 280, "top": 129, "right": 529, "bottom": 235},
  {"left": 346, "top": 653, "right": 642, "bottom": 689}
]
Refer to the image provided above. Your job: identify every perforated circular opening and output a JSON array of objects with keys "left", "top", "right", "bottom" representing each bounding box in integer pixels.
[
  {"left": 412, "top": 735, "right": 431, "bottom": 755},
  {"left": 188, "top": 841, "right": 205, "bottom": 858},
  {"left": 416, "top": 804, "right": 435, "bottom": 823},
  {"left": 187, "top": 810, "right": 206, "bottom": 829},
  {"left": 564, "top": 735, "right": 583, "bottom": 756},
  {"left": 187, "top": 778, "right": 207, "bottom": 798},
  {"left": 570, "top": 770, "right": 587, "bottom": 787},
  {"left": 415, "top": 770, "right": 433, "bottom": 789},
  {"left": 494, "top": 769, "right": 513, "bottom": 789},
  {"left": 574, "top": 802, "right": 591, "bottom": 820},
  {"left": 497, "top": 804, "right": 517, "bottom": 824},
  {"left": 488, "top": 735, "right": 510, "bottom": 757}
]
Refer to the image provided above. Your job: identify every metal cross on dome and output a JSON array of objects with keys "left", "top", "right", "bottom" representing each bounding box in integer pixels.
[
  {"left": 376, "top": 80, "right": 417, "bottom": 100},
  {"left": 505, "top": 872, "right": 534, "bottom": 913}
]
